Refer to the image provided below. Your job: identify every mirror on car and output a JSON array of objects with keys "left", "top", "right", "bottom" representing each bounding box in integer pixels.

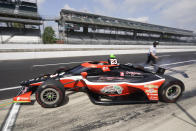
[{"left": 81, "top": 72, "right": 88, "bottom": 79}]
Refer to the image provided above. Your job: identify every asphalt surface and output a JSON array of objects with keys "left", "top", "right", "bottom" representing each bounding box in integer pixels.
[
  {"left": 0, "top": 51, "right": 196, "bottom": 100},
  {"left": 0, "top": 51, "right": 196, "bottom": 131},
  {"left": 11, "top": 65, "right": 196, "bottom": 131}
]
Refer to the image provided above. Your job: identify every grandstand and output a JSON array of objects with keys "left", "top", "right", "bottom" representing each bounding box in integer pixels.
[
  {"left": 0, "top": 0, "right": 42, "bottom": 44},
  {"left": 56, "top": 9, "right": 195, "bottom": 44}
]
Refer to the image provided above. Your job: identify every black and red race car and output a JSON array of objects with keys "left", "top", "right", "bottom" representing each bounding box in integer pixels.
[{"left": 13, "top": 60, "right": 186, "bottom": 108}]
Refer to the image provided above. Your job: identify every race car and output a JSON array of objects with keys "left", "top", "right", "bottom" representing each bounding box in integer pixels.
[{"left": 13, "top": 60, "right": 185, "bottom": 108}]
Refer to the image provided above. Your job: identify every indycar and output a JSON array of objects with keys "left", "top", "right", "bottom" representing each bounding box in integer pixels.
[{"left": 13, "top": 59, "right": 186, "bottom": 108}]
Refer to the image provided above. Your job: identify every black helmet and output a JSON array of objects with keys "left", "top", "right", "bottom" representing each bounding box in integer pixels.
[{"left": 153, "top": 41, "right": 159, "bottom": 45}]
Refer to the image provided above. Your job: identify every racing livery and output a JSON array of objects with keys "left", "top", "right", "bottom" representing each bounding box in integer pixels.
[{"left": 13, "top": 61, "right": 185, "bottom": 108}]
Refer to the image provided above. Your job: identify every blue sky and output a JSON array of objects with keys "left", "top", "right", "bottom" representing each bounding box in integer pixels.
[{"left": 37, "top": 0, "right": 196, "bottom": 33}]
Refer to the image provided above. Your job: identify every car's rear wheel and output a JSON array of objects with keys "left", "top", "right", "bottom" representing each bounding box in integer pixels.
[
  {"left": 36, "top": 80, "right": 65, "bottom": 108},
  {"left": 159, "top": 79, "right": 184, "bottom": 103}
]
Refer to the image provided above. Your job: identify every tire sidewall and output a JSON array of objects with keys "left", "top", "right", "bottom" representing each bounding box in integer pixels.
[
  {"left": 159, "top": 79, "right": 184, "bottom": 103},
  {"left": 36, "top": 80, "right": 65, "bottom": 108}
]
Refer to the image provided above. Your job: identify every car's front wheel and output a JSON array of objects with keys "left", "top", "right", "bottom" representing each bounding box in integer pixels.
[{"left": 36, "top": 80, "right": 65, "bottom": 108}]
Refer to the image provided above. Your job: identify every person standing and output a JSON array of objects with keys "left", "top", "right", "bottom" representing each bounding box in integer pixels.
[{"left": 146, "top": 41, "right": 159, "bottom": 65}]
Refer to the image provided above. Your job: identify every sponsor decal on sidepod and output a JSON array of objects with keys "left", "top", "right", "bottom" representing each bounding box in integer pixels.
[
  {"left": 144, "top": 84, "right": 159, "bottom": 88},
  {"left": 101, "top": 85, "right": 123, "bottom": 94}
]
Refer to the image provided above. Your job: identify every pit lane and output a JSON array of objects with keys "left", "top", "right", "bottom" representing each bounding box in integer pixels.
[
  {"left": 1, "top": 51, "right": 196, "bottom": 100},
  {"left": 1, "top": 52, "right": 196, "bottom": 131},
  {"left": 1, "top": 64, "right": 196, "bottom": 131},
  {"left": 10, "top": 65, "right": 196, "bottom": 130}
]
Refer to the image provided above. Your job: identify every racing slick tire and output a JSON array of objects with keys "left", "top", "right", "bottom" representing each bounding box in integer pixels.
[
  {"left": 158, "top": 76, "right": 184, "bottom": 103},
  {"left": 36, "top": 79, "right": 65, "bottom": 108}
]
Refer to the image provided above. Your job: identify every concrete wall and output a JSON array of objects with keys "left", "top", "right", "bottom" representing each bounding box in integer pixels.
[{"left": 0, "top": 43, "right": 196, "bottom": 60}]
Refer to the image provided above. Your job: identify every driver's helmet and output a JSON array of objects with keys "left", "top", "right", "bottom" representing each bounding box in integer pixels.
[
  {"left": 108, "top": 54, "right": 118, "bottom": 65},
  {"left": 110, "top": 54, "right": 116, "bottom": 59}
]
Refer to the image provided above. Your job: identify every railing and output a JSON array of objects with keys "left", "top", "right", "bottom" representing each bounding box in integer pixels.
[
  {"left": 62, "top": 16, "right": 193, "bottom": 36},
  {"left": 0, "top": 7, "right": 41, "bottom": 18},
  {"left": 60, "top": 10, "right": 194, "bottom": 36}
]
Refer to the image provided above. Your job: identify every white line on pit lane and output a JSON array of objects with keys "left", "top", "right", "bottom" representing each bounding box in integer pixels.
[
  {"left": 161, "top": 59, "right": 196, "bottom": 66},
  {"left": 0, "top": 86, "right": 21, "bottom": 92},
  {"left": 2, "top": 103, "right": 20, "bottom": 131},
  {"left": 144, "top": 59, "right": 196, "bottom": 69},
  {"left": 32, "top": 61, "right": 90, "bottom": 68}
]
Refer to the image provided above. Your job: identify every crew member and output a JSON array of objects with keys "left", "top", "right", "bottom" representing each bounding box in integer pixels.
[{"left": 146, "top": 41, "right": 159, "bottom": 65}]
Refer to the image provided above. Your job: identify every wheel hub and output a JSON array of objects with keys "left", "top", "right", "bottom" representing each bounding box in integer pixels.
[
  {"left": 40, "top": 88, "right": 60, "bottom": 105},
  {"left": 166, "top": 84, "right": 181, "bottom": 100}
]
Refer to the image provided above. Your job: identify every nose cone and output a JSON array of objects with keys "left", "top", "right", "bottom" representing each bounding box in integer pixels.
[{"left": 13, "top": 91, "right": 32, "bottom": 103}]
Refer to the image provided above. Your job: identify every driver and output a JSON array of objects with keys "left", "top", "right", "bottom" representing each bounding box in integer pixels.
[{"left": 108, "top": 54, "right": 118, "bottom": 65}]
